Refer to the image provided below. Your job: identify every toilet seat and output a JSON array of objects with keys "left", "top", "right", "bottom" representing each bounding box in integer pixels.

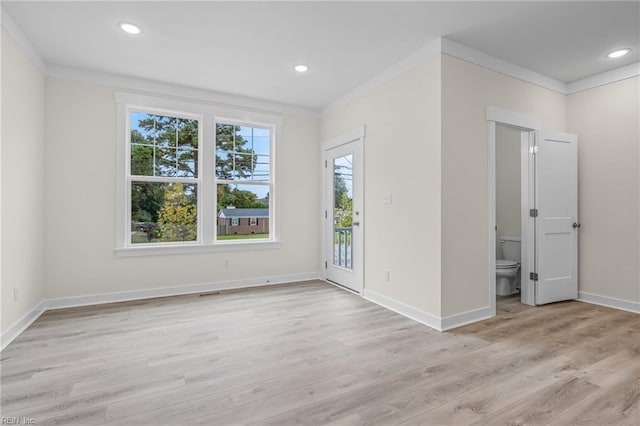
[{"left": 496, "top": 259, "right": 519, "bottom": 269}]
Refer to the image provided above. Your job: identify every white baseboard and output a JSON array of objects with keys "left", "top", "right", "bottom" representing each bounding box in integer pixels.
[
  {"left": 363, "top": 289, "right": 443, "bottom": 331},
  {"left": 45, "top": 272, "right": 320, "bottom": 310},
  {"left": 363, "top": 289, "right": 492, "bottom": 332},
  {"left": 0, "top": 300, "right": 47, "bottom": 351},
  {"left": 0, "top": 272, "right": 320, "bottom": 351},
  {"left": 441, "top": 306, "right": 492, "bottom": 331},
  {"left": 578, "top": 291, "right": 640, "bottom": 314}
]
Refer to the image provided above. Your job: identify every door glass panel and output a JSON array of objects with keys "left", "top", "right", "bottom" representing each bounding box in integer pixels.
[{"left": 333, "top": 155, "right": 353, "bottom": 269}]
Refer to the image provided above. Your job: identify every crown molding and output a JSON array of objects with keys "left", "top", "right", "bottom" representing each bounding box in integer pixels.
[
  {"left": 1, "top": 6, "right": 47, "bottom": 73},
  {"left": 46, "top": 65, "right": 319, "bottom": 117},
  {"left": 322, "top": 37, "right": 443, "bottom": 115},
  {"left": 322, "top": 37, "right": 640, "bottom": 116},
  {"left": 321, "top": 36, "right": 570, "bottom": 117},
  {"left": 441, "top": 39, "right": 568, "bottom": 94},
  {"left": 567, "top": 61, "right": 640, "bottom": 94}
]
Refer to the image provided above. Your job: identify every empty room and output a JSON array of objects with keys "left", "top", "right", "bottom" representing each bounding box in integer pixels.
[{"left": 1, "top": 1, "right": 639, "bottom": 425}]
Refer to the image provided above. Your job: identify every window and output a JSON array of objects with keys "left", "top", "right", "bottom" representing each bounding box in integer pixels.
[
  {"left": 129, "top": 111, "right": 200, "bottom": 245},
  {"left": 116, "top": 92, "right": 280, "bottom": 255},
  {"left": 216, "top": 123, "right": 271, "bottom": 241}
]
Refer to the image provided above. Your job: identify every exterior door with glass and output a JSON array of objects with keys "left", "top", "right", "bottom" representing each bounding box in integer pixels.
[{"left": 324, "top": 137, "right": 363, "bottom": 293}]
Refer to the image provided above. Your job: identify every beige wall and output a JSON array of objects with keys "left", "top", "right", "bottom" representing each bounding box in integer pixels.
[
  {"left": 441, "top": 54, "right": 567, "bottom": 317},
  {"left": 44, "top": 78, "right": 320, "bottom": 299},
  {"left": 568, "top": 76, "right": 640, "bottom": 304},
  {"left": 495, "top": 124, "right": 522, "bottom": 258},
  {"left": 1, "top": 30, "right": 46, "bottom": 334},
  {"left": 321, "top": 56, "right": 442, "bottom": 317}
]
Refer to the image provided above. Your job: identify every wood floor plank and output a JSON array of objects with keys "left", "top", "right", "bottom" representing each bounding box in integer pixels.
[
  {"left": 399, "top": 354, "right": 579, "bottom": 425},
  {"left": 468, "top": 376, "right": 601, "bottom": 425},
  {"left": 1, "top": 281, "right": 638, "bottom": 425},
  {"left": 548, "top": 368, "right": 640, "bottom": 426}
]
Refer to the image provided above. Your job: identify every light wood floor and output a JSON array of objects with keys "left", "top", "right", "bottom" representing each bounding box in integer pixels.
[{"left": 1, "top": 281, "right": 639, "bottom": 425}]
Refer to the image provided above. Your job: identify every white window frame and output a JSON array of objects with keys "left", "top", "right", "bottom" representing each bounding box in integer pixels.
[
  {"left": 125, "top": 106, "right": 203, "bottom": 247},
  {"left": 115, "top": 92, "right": 283, "bottom": 257},
  {"left": 214, "top": 118, "right": 274, "bottom": 244}
]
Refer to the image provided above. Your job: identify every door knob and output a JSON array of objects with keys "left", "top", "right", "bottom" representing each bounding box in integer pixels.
[{"left": 572, "top": 222, "right": 581, "bottom": 229}]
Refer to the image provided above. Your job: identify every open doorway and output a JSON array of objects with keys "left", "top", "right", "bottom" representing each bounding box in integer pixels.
[
  {"left": 495, "top": 124, "right": 525, "bottom": 304},
  {"left": 494, "top": 123, "right": 538, "bottom": 310},
  {"left": 487, "top": 108, "right": 538, "bottom": 316},
  {"left": 487, "top": 107, "right": 579, "bottom": 317}
]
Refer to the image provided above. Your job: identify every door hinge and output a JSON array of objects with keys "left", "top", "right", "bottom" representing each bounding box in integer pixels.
[
  {"left": 325, "top": 160, "right": 327, "bottom": 168},
  {"left": 529, "top": 145, "right": 539, "bottom": 155},
  {"left": 529, "top": 209, "right": 538, "bottom": 217},
  {"left": 530, "top": 272, "right": 538, "bottom": 281},
  {"left": 324, "top": 261, "right": 328, "bottom": 269},
  {"left": 324, "top": 210, "right": 327, "bottom": 219}
]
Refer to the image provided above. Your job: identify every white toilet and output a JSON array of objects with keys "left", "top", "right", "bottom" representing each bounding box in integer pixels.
[{"left": 496, "top": 235, "right": 521, "bottom": 296}]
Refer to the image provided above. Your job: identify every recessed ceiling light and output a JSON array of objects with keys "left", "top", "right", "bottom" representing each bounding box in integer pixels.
[
  {"left": 294, "top": 64, "right": 309, "bottom": 73},
  {"left": 119, "top": 22, "right": 142, "bottom": 35},
  {"left": 607, "top": 48, "right": 631, "bottom": 59}
]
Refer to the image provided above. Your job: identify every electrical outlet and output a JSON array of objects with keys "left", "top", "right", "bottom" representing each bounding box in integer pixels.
[
  {"left": 224, "top": 260, "right": 230, "bottom": 269},
  {"left": 384, "top": 270, "right": 391, "bottom": 282},
  {"left": 383, "top": 192, "right": 392, "bottom": 204},
  {"left": 13, "top": 288, "right": 19, "bottom": 302}
]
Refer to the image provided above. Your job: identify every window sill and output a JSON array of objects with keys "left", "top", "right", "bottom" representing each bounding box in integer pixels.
[{"left": 114, "top": 240, "right": 283, "bottom": 257}]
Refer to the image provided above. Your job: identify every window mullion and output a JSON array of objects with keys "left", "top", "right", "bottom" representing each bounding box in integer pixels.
[
  {"left": 216, "top": 180, "right": 270, "bottom": 186},
  {"left": 201, "top": 114, "right": 215, "bottom": 245},
  {"left": 153, "top": 117, "right": 157, "bottom": 177},
  {"left": 129, "top": 175, "right": 198, "bottom": 184}
]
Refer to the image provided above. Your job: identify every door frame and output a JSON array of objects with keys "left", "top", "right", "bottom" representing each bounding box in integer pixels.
[
  {"left": 321, "top": 126, "right": 365, "bottom": 294},
  {"left": 486, "top": 108, "right": 540, "bottom": 315}
]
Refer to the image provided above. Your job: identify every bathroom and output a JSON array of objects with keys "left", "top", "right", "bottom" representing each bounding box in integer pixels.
[{"left": 495, "top": 124, "right": 523, "bottom": 298}]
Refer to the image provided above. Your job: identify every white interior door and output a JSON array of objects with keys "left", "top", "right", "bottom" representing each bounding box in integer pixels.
[
  {"left": 324, "top": 139, "right": 363, "bottom": 293},
  {"left": 535, "top": 131, "right": 579, "bottom": 304}
]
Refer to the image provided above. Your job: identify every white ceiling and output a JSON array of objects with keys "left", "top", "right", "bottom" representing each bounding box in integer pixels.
[{"left": 3, "top": 1, "right": 639, "bottom": 109}]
